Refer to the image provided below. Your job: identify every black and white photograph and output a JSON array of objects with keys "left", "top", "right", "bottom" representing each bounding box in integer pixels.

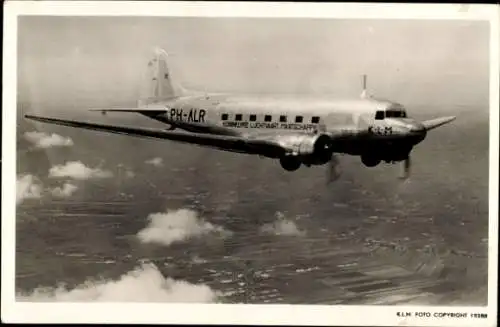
[{"left": 2, "top": 2, "right": 498, "bottom": 326}]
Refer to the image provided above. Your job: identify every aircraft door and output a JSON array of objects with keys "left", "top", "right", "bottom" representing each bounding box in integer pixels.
[{"left": 354, "top": 112, "right": 373, "bottom": 130}]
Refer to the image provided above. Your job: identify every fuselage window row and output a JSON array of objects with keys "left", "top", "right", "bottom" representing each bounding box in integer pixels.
[{"left": 220, "top": 113, "right": 321, "bottom": 124}]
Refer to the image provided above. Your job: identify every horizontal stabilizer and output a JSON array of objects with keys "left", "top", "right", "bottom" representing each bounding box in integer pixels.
[
  {"left": 422, "top": 116, "right": 456, "bottom": 131},
  {"left": 90, "top": 109, "right": 167, "bottom": 114}
]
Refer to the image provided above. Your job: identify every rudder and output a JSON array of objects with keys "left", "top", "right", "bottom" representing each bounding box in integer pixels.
[{"left": 138, "top": 47, "right": 185, "bottom": 106}]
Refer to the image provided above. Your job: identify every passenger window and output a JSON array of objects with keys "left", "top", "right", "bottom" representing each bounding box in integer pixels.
[
  {"left": 280, "top": 115, "right": 287, "bottom": 123},
  {"left": 235, "top": 114, "right": 242, "bottom": 121},
  {"left": 311, "top": 116, "right": 320, "bottom": 124},
  {"left": 375, "top": 111, "right": 384, "bottom": 120},
  {"left": 221, "top": 113, "right": 228, "bottom": 121},
  {"left": 295, "top": 116, "right": 303, "bottom": 123},
  {"left": 264, "top": 115, "right": 272, "bottom": 122},
  {"left": 249, "top": 114, "right": 257, "bottom": 122}
]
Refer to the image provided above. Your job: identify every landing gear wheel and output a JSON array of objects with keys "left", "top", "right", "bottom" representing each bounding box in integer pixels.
[
  {"left": 361, "top": 155, "right": 381, "bottom": 167},
  {"left": 279, "top": 156, "right": 301, "bottom": 171}
]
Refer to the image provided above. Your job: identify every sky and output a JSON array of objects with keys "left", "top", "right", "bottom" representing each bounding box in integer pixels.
[{"left": 17, "top": 16, "right": 490, "bottom": 112}]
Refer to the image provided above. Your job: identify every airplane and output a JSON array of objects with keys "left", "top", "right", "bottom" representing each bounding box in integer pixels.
[{"left": 25, "top": 47, "right": 456, "bottom": 183}]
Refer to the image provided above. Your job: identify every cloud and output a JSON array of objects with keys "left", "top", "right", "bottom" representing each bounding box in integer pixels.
[
  {"left": 137, "top": 209, "right": 231, "bottom": 246},
  {"left": 260, "top": 212, "right": 306, "bottom": 236},
  {"left": 51, "top": 183, "right": 78, "bottom": 198},
  {"left": 145, "top": 157, "right": 163, "bottom": 167},
  {"left": 49, "top": 161, "right": 113, "bottom": 180},
  {"left": 16, "top": 174, "right": 43, "bottom": 204},
  {"left": 24, "top": 131, "right": 74, "bottom": 149},
  {"left": 17, "top": 263, "right": 220, "bottom": 303}
]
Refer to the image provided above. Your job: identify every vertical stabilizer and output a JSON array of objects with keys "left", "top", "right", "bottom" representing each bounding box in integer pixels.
[{"left": 138, "top": 47, "right": 186, "bottom": 106}]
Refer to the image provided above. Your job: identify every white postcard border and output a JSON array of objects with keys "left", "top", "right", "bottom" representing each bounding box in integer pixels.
[{"left": 2, "top": 2, "right": 498, "bottom": 326}]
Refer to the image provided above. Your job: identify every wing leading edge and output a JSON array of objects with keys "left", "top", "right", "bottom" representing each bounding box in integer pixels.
[
  {"left": 24, "top": 115, "right": 285, "bottom": 158},
  {"left": 90, "top": 109, "right": 240, "bottom": 136}
]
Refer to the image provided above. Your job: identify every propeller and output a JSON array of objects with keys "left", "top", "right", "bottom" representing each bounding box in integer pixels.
[
  {"left": 326, "top": 153, "right": 341, "bottom": 184},
  {"left": 399, "top": 156, "right": 411, "bottom": 180}
]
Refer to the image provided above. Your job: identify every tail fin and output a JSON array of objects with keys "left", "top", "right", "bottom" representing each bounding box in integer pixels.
[{"left": 138, "top": 47, "right": 186, "bottom": 106}]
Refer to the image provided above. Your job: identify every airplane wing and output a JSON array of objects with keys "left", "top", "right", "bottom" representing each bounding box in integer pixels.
[
  {"left": 24, "top": 115, "right": 286, "bottom": 158},
  {"left": 90, "top": 108, "right": 240, "bottom": 136}
]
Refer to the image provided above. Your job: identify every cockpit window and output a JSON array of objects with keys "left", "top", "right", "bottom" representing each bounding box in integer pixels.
[
  {"left": 375, "top": 111, "right": 385, "bottom": 120},
  {"left": 386, "top": 110, "right": 407, "bottom": 118}
]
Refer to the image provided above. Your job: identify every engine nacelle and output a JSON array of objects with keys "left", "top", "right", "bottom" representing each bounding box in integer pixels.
[
  {"left": 278, "top": 133, "right": 332, "bottom": 157},
  {"left": 277, "top": 134, "right": 333, "bottom": 171}
]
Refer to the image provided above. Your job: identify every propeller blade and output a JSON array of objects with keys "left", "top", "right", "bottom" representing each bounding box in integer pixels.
[
  {"left": 399, "top": 156, "right": 411, "bottom": 179},
  {"left": 327, "top": 153, "right": 341, "bottom": 184}
]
